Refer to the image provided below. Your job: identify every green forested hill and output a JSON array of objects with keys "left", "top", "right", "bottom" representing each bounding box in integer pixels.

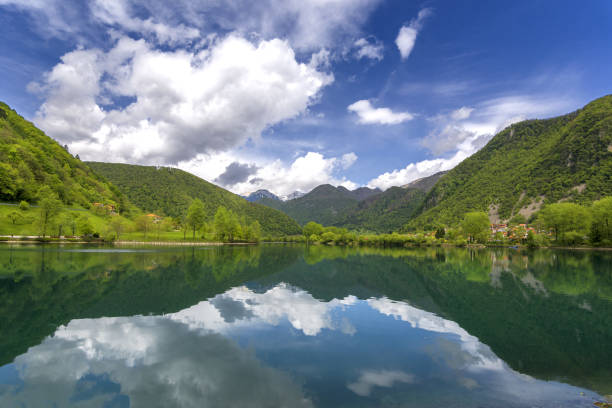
[
  {"left": 86, "top": 162, "right": 301, "bottom": 236},
  {"left": 332, "top": 187, "right": 427, "bottom": 232},
  {"left": 0, "top": 102, "right": 127, "bottom": 210},
  {"left": 257, "top": 173, "right": 445, "bottom": 231},
  {"left": 332, "top": 172, "right": 447, "bottom": 232},
  {"left": 406, "top": 95, "right": 612, "bottom": 229},
  {"left": 259, "top": 184, "right": 370, "bottom": 226}
]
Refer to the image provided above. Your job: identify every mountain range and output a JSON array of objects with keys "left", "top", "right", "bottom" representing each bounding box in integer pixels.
[
  {"left": 250, "top": 172, "right": 445, "bottom": 232},
  {"left": 2, "top": 94, "right": 611, "bottom": 235}
]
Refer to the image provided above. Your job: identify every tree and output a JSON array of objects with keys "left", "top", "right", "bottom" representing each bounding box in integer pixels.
[
  {"left": 77, "top": 215, "right": 94, "bottom": 236},
  {"left": 590, "top": 197, "right": 612, "bottom": 245},
  {"left": 461, "top": 212, "right": 490, "bottom": 243},
  {"left": 37, "top": 187, "right": 62, "bottom": 237},
  {"left": 509, "top": 213, "right": 527, "bottom": 225},
  {"left": 539, "top": 203, "right": 591, "bottom": 242},
  {"left": 248, "top": 220, "right": 261, "bottom": 242},
  {"left": 185, "top": 199, "right": 207, "bottom": 240},
  {"left": 435, "top": 227, "right": 446, "bottom": 239},
  {"left": 109, "top": 216, "right": 126, "bottom": 240},
  {"left": 213, "top": 206, "right": 244, "bottom": 242},
  {"left": 7, "top": 211, "right": 22, "bottom": 225},
  {"left": 60, "top": 212, "right": 78, "bottom": 236},
  {"left": 135, "top": 215, "right": 154, "bottom": 239},
  {"left": 303, "top": 221, "right": 324, "bottom": 243}
]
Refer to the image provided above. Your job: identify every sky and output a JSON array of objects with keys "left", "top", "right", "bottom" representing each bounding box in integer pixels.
[{"left": 1, "top": 0, "right": 611, "bottom": 197}]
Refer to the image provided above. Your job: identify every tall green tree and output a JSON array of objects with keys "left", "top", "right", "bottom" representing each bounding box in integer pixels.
[
  {"left": 135, "top": 215, "right": 154, "bottom": 239},
  {"left": 109, "top": 216, "right": 127, "bottom": 240},
  {"left": 461, "top": 212, "right": 490, "bottom": 243},
  {"left": 60, "top": 212, "right": 78, "bottom": 236},
  {"left": 7, "top": 211, "right": 22, "bottom": 225},
  {"left": 539, "top": 203, "right": 591, "bottom": 242},
  {"left": 77, "top": 215, "right": 94, "bottom": 236},
  {"left": 590, "top": 197, "right": 612, "bottom": 245},
  {"left": 185, "top": 199, "right": 207, "bottom": 240},
  {"left": 38, "top": 187, "right": 62, "bottom": 237}
]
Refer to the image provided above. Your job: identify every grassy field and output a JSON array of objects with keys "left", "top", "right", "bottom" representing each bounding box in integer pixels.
[
  {"left": 0, "top": 204, "right": 111, "bottom": 236},
  {"left": 0, "top": 205, "right": 219, "bottom": 242}
]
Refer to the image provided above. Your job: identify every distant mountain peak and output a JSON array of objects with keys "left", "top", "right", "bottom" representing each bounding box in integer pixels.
[{"left": 244, "top": 189, "right": 280, "bottom": 202}]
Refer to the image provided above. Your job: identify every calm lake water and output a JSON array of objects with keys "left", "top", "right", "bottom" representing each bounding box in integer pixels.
[{"left": 0, "top": 244, "right": 611, "bottom": 407}]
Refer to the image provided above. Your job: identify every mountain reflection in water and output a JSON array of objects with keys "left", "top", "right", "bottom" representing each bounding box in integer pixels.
[{"left": 0, "top": 245, "right": 610, "bottom": 407}]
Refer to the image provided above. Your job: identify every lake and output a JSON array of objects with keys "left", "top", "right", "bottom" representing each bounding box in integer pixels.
[{"left": 0, "top": 244, "right": 610, "bottom": 407}]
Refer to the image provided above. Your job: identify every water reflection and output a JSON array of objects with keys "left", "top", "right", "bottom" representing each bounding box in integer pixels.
[
  {"left": 1, "top": 283, "right": 603, "bottom": 407},
  {"left": 0, "top": 245, "right": 611, "bottom": 407}
]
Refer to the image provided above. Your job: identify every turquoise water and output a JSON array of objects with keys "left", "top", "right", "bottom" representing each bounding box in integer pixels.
[{"left": 0, "top": 244, "right": 610, "bottom": 407}]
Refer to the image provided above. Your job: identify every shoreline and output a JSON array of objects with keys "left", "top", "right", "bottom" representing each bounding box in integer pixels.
[{"left": 0, "top": 237, "right": 609, "bottom": 250}]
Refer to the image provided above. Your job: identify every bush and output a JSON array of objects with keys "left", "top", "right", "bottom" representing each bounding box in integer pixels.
[{"left": 18, "top": 201, "right": 30, "bottom": 211}]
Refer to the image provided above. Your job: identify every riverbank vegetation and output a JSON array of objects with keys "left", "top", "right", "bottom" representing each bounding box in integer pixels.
[
  {"left": 276, "top": 197, "right": 612, "bottom": 249},
  {"left": 2, "top": 195, "right": 611, "bottom": 248}
]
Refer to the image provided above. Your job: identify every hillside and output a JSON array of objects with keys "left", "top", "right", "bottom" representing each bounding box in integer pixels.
[
  {"left": 258, "top": 184, "right": 381, "bottom": 226},
  {"left": 406, "top": 95, "right": 612, "bottom": 229},
  {"left": 332, "top": 172, "right": 446, "bottom": 232},
  {"left": 256, "top": 174, "right": 444, "bottom": 231},
  {"left": 0, "top": 102, "right": 127, "bottom": 210},
  {"left": 86, "top": 162, "right": 301, "bottom": 236}
]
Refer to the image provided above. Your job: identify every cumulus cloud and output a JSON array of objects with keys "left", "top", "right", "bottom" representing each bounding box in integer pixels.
[
  {"left": 347, "top": 100, "right": 413, "bottom": 125},
  {"left": 173, "top": 284, "right": 359, "bottom": 336},
  {"left": 180, "top": 151, "right": 358, "bottom": 196},
  {"left": 395, "top": 8, "right": 432, "bottom": 60},
  {"left": 354, "top": 37, "right": 384, "bottom": 61},
  {"left": 31, "top": 35, "right": 333, "bottom": 164},
  {"left": 367, "top": 94, "right": 576, "bottom": 190},
  {"left": 214, "top": 162, "right": 260, "bottom": 187},
  {"left": 4, "top": 317, "right": 314, "bottom": 407},
  {"left": 366, "top": 152, "right": 467, "bottom": 190}
]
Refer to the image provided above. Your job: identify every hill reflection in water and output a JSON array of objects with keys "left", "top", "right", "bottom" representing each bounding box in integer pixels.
[{"left": 0, "top": 244, "right": 610, "bottom": 407}]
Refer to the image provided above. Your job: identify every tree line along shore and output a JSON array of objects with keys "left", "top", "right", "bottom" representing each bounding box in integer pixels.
[{"left": 1, "top": 193, "right": 610, "bottom": 249}]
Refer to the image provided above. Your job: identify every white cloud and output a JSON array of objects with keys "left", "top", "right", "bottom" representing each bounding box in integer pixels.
[
  {"left": 395, "top": 8, "right": 431, "bottom": 60},
  {"left": 450, "top": 106, "right": 474, "bottom": 120},
  {"left": 368, "top": 297, "right": 504, "bottom": 371},
  {"left": 367, "top": 151, "right": 466, "bottom": 190},
  {"left": 155, "top": 0, "right": 384, "bottom": 51},
  {"left": 347, "top": 370, "right": 414, "bottom": 396},
  {"left": 340, "top": 152, "right": 358, "bottom": 169},
  {"left": 368, "top": 94, "right": 577, "bottom": 190},
  {"left": 0, "top": 0, "right": 85, "bottom": 38},
  {"left": 175, "top": 284, "right": 358, "bottom": 336},
  {"left": 6, "top": 317, "right": 315, "bottom": 408},
  {"left": 1, "top": 0, "right": 383, "bottom": 51},
  {"left": 90, "top": 0, "right": 200, "bottom": 45},
  {"left": 348, "top": 100, "right": 413, "bottom": 125},
  {"left": 181, "top": 151, "right": 359, "bottom": 196},
  {"left": 31, "top": 35, "right": 333, "bottom": 164},
  {"left": 354, "top": 37, "right": 384, "bottom": 61}
]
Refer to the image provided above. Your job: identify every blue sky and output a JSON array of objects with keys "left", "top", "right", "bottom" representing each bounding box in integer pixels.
[{"left": 1, "top": 0, "right": 611, "bottom": 196}]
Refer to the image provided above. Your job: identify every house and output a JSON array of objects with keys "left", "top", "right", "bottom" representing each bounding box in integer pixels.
[{"left": 146, "top": 213, "right": 162, "bottom": 223}]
